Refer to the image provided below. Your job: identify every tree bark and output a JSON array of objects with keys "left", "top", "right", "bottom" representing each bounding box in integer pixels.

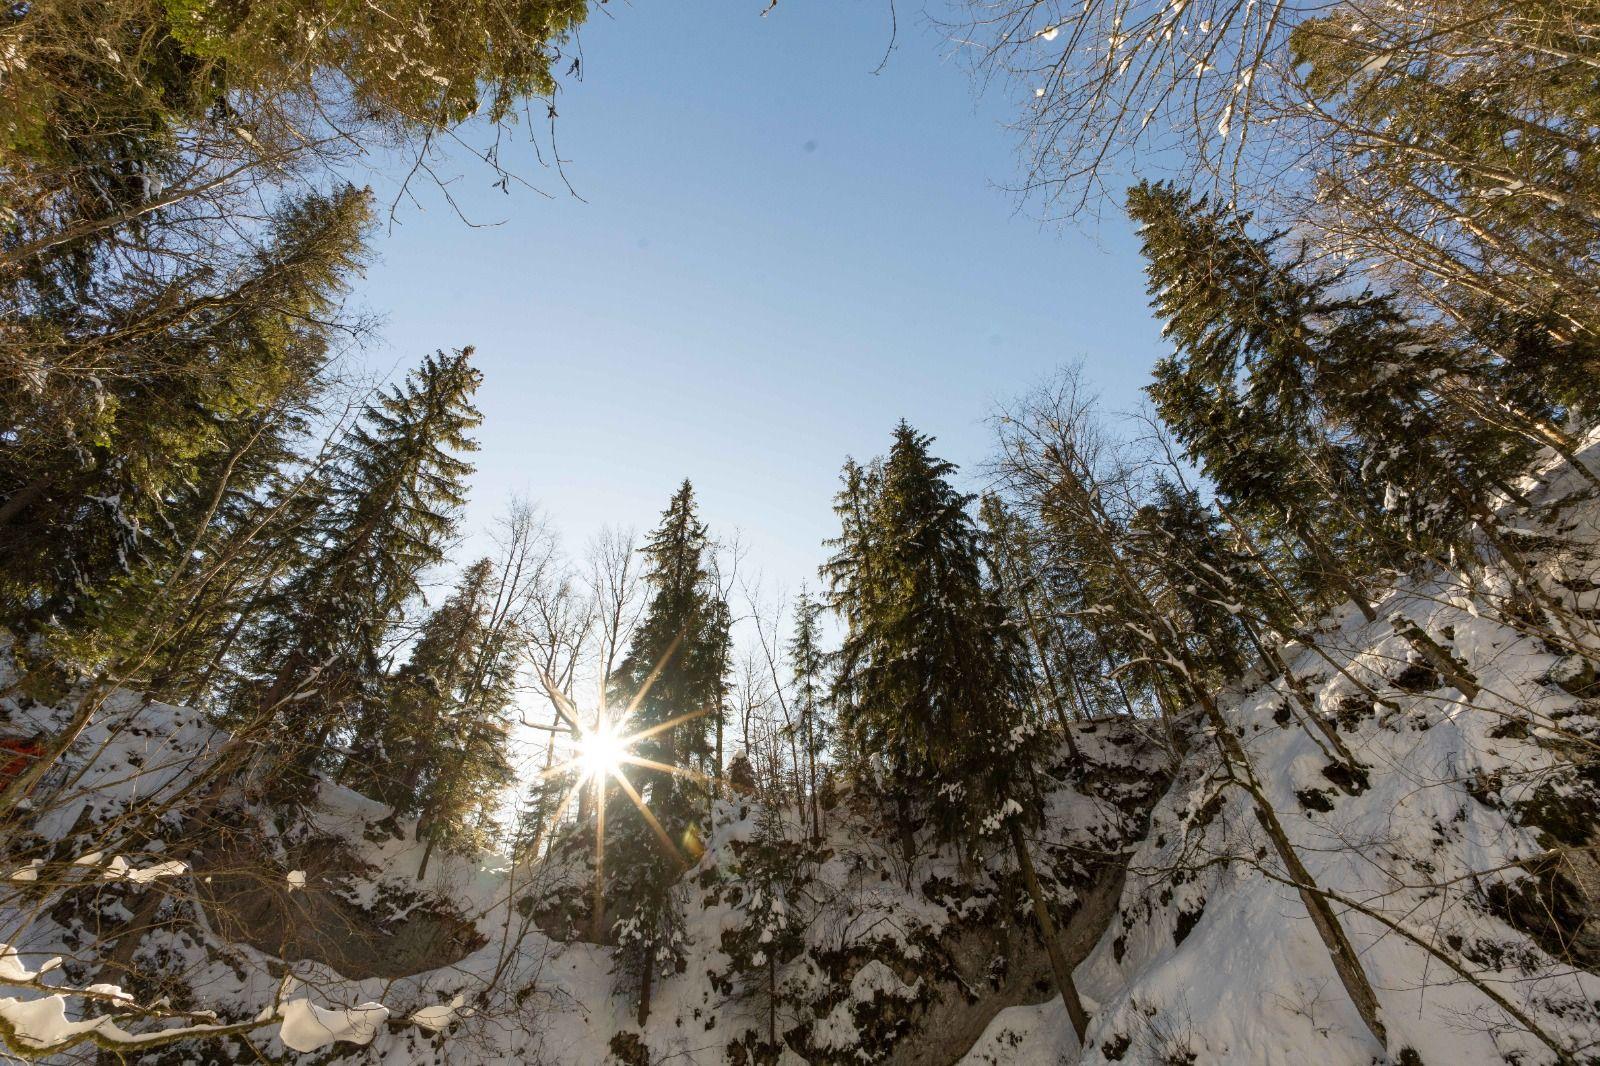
[
  {"left": 637, "top": 934, "right": 654, "bottom": 1026},
  {"left": 1198, "top": 692, "right": 1389, "bottom": 1051},
  {"left": 1008, "top": 819, "right": 1091, "bottom": 1045}
]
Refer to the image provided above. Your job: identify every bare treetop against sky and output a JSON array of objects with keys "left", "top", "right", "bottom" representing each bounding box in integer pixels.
[{"left": 355, "top": 0, "right": 1162, "bottom": 592}]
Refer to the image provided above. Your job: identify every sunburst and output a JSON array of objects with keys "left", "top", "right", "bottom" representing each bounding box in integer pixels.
[{"left": 536, "top": 635, "right": 715, "bottom": 941}]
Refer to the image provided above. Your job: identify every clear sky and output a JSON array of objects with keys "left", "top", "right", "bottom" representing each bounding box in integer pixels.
[{"left": 352, "top": 0, "right": 1166, "bottom": 601}]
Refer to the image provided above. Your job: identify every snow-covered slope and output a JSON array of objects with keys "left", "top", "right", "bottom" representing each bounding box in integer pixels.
[
  {"left": 4, "top": 451, "right": 1600, "bottom": 1064},
  {"left": 966, "top": 456, "right": 1600, "bottom": 1065}
]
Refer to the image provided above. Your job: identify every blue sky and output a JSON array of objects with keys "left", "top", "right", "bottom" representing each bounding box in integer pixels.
[{"left": 353, "top": 0, "right": 1165, "bottom": 599}]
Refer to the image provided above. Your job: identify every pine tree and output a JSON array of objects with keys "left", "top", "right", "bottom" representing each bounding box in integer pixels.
[
  {"left": 349, "top": 558, "right": 518, "bottom": 878},
  {"left": 0, "top": 186, "right": 371, "bottom": 649},
  {"left": 239, "top": 349, "right": 481, "bottom": 788},
  {"left": 719, "top": 801, "right": 818, "bottom": 1055},
  {"left": 1130, "top": 182, "right": 1394, "bottom": 619},
  {"left": 1127, "top": 479, "right": 1255, "bottom": 683},
  {"left": 825, "top": 424, "right": 1027, "bottom": 842}
]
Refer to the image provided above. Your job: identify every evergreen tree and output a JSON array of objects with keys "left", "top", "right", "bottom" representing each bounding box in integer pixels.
[
  {"left": 1130, "top": 181, "right": 1542, "bottom": 613},
  {"left": 0, "top": 187, "right": 371, "bottom": 649},
  {"left": 824, "top": 421, "right": 1090, "bottom": 1037},
  {"left": 239, "top": 349, "right": 481, "bottom": 786},
  {"left": 358, "top": 558, "right": 519, "bottom": 878},
  {"left": 1127, "top": 479, "right": 1255, "bottom": 684},
  {"left": 1130, "top": 182, "right": 1390, "bottom": 618},
  {"left": 718, "top": 802, "right": 818, "bottom": 1056},
  {"left": 1288, "top": 0, "right": 1600, "bottom": 340},
  {"left": 349, "top": 559, "right": 516, "bottom": 821},
  {"left": 980, "top": 494, "right": 1090, "bottom": 737},
  {"left": 825, "top": 423, "right": 1035, "bottom": 845},
  {"left": 787, "top": 590, "right": 831, "bottom": 841},
  {"left": 604, "top": 480, "right": 729, "bottom": 1023}
]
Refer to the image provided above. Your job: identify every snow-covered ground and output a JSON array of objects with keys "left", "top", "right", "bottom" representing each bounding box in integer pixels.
[{"left": 3, "top": 447, "right": 1600, "bottom": 1063}]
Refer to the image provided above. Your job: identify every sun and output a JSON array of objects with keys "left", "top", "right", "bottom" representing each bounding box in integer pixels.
[
  {"left": 575, "top": 720, "right": 629, "bottom": 783},
  {"left": 534, "top": 648, "right": 716, "bottom": 939}
]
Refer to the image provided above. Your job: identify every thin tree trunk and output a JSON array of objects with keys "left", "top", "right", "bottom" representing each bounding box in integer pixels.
[
  {"left": 1054, "top": 465, "right": 1390, "bottom": 1051},
  {"left": 416, "top": 827, "right": 437, "bottom": 881},
  {"left": 767, "top": 952, "right": 778, "bottom": 1047},
  {"left": 1197, "top": 690, "right": 1389, "bottom": 1050},
  {"left": 637, "top": 934, "right": 654, "bottom": 1026},
  {"left": 1295, "top": 521, "right": 1378, "bottom": 623},
  {"left": 1008, "top": 820, "right": 1091, "bottom": 1045},
  {"left": 0, "top": 470, "right": 61, "bottom": 528},
  {"left": 0, "top": 676, "right": 109, "bottom": 816}
]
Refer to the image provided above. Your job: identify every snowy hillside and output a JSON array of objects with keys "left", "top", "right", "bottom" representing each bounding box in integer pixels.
[{"left": 3, "top": 449, "right": 1600, "bottom": 1065}]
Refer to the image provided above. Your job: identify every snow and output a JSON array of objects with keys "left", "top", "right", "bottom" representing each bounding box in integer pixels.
[
  {"left": 278, "top": 997, "right": 391, "bottom": 1052},
  {"left": 0, "top": 943, "right": 57, "bottom": 982},
  {"left": 850, "top": 959, "right": 921, "bottom": 1002},
  {"left": 3, "top": 443, "right": 1600, "bottom": 1063},
  {"left": 407, "top": 992, "right": 470, "bottom": 1032}
]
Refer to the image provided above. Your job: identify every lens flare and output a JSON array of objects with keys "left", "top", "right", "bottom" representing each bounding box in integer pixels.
[{"left": 575, "top": 721, "right": 627, "bottom": 783}]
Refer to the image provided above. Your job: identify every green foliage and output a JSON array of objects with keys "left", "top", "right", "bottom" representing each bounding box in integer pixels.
[
  {"left": 348, "top": 558, "right": 517, "bottom": 851},
  {"left": 1127, "top": 479, "right": 1258, "bottom": 685},
  {"left": 824, "top": 422, "right": 1043, "bottom": 848},
  {"left": 717, "top": 803, "right": 820, "bottom": 1048},
  {"left": 238, "top": 348, "right": 481, "bottom": 778},
  {"left": 603, "top": 480, "right": 731, "bottom": 1009},
  {"left": 0, "top": 185, "right": 372, "bottom": 654},
  {"left": 788, "top": 589, "right": 831, "bottom": 837},
  {"left": 1289, "top": 0, "right": 1600, "bottom": 337},
  {"left": 1131, "top": 180, "right": 1542, "bottom": 600}
]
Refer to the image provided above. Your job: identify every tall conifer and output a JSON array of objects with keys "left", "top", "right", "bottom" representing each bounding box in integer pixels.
[{"left": 240, "top": 349, "right": 481, "bottom": 784}]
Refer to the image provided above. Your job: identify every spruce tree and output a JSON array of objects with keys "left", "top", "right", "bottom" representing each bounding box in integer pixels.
[
  {"left": 825, "top": 424, "right": 1033, "bottom": 842},
  {"left": 604, "top": 480, "right": 729, "bottom": 1023},
  {"left": 353, "top": 558, "right": 518, "bottom": 878},
  {"left": 1127, "top": 479, "right": 1255, "bottom": 683},
  {"left": 787, "top": 589, "right": 831, "bottom": 841},
  {"left": 825, "top": 422, "right": 1090, "bottom": 1036},
  {"left": 1131, "top": 180, "right": 1542, "bottom": 591},
  {"left": 0, "top": 186, "right": 371, "bottom": 649},
  {"left": 1130, "top": 181, "right": 1392, "bottom": 618},
  {"left": 240, "top": 349, "right": 481, "bottom": 787}
]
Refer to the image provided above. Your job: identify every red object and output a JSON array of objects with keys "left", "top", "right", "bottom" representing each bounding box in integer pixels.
[{"left": 0, "top": 737, "right": 44, "bottom": 785}]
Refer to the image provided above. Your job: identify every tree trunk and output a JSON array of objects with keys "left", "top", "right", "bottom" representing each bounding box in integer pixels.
[
  {"left": 894, "top": 789, "right": 916, "bottom": 891},
  {"left": 767, "top": 951, "right": 778, "bottom": 1047},
  {"left": 637, "top": 934, "right": 654, "bottom": 1027},
  {"left": 416, "top": 827, "right": 437, "bottom": 881},
  {"left": 1295, "top": 521, "right": 1377, "bottom": 623},
  {"left": 0, "top": 470, "right": 61, "bottom": 528},
  {"left": 0, "top": 677, "right": 108, "bottom": 817},
  {"left": 1248, "top": 625, "right": 1363, "bottom": 778},
  {"left": 1008, "top": 820, "right": 1091, "bottom": 1045},
  {"left": 1392, "top": 617, "right": 1480, "bottom": 700},
  {"left": 1197, "top": 692, "right": 1389, "bottom": 1051}
]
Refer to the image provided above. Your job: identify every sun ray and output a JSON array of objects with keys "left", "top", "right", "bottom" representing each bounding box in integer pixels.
[
  {"left": 593, "top": 771, "right": 606, "bottom": 940},
  {"left": 609, "top": 766, "right": 687, "bottom": 870},
  {"left": 536, "top": 754, "right": 585, "bottom": 782},
  {"left": 622, "top": 628, "right": 687, "bottom": 720},
  {"left": 617, "top": 754, "right": 716, "bottom": 787},
  {"left": 617, "top": 706, "right": 709, "bottom": 747},
  {"left": 536, "top": 774, "right": 584, "bottom": 859},
  {"left": 529, "top": 639, "right": 712, "bottom": 938}
]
